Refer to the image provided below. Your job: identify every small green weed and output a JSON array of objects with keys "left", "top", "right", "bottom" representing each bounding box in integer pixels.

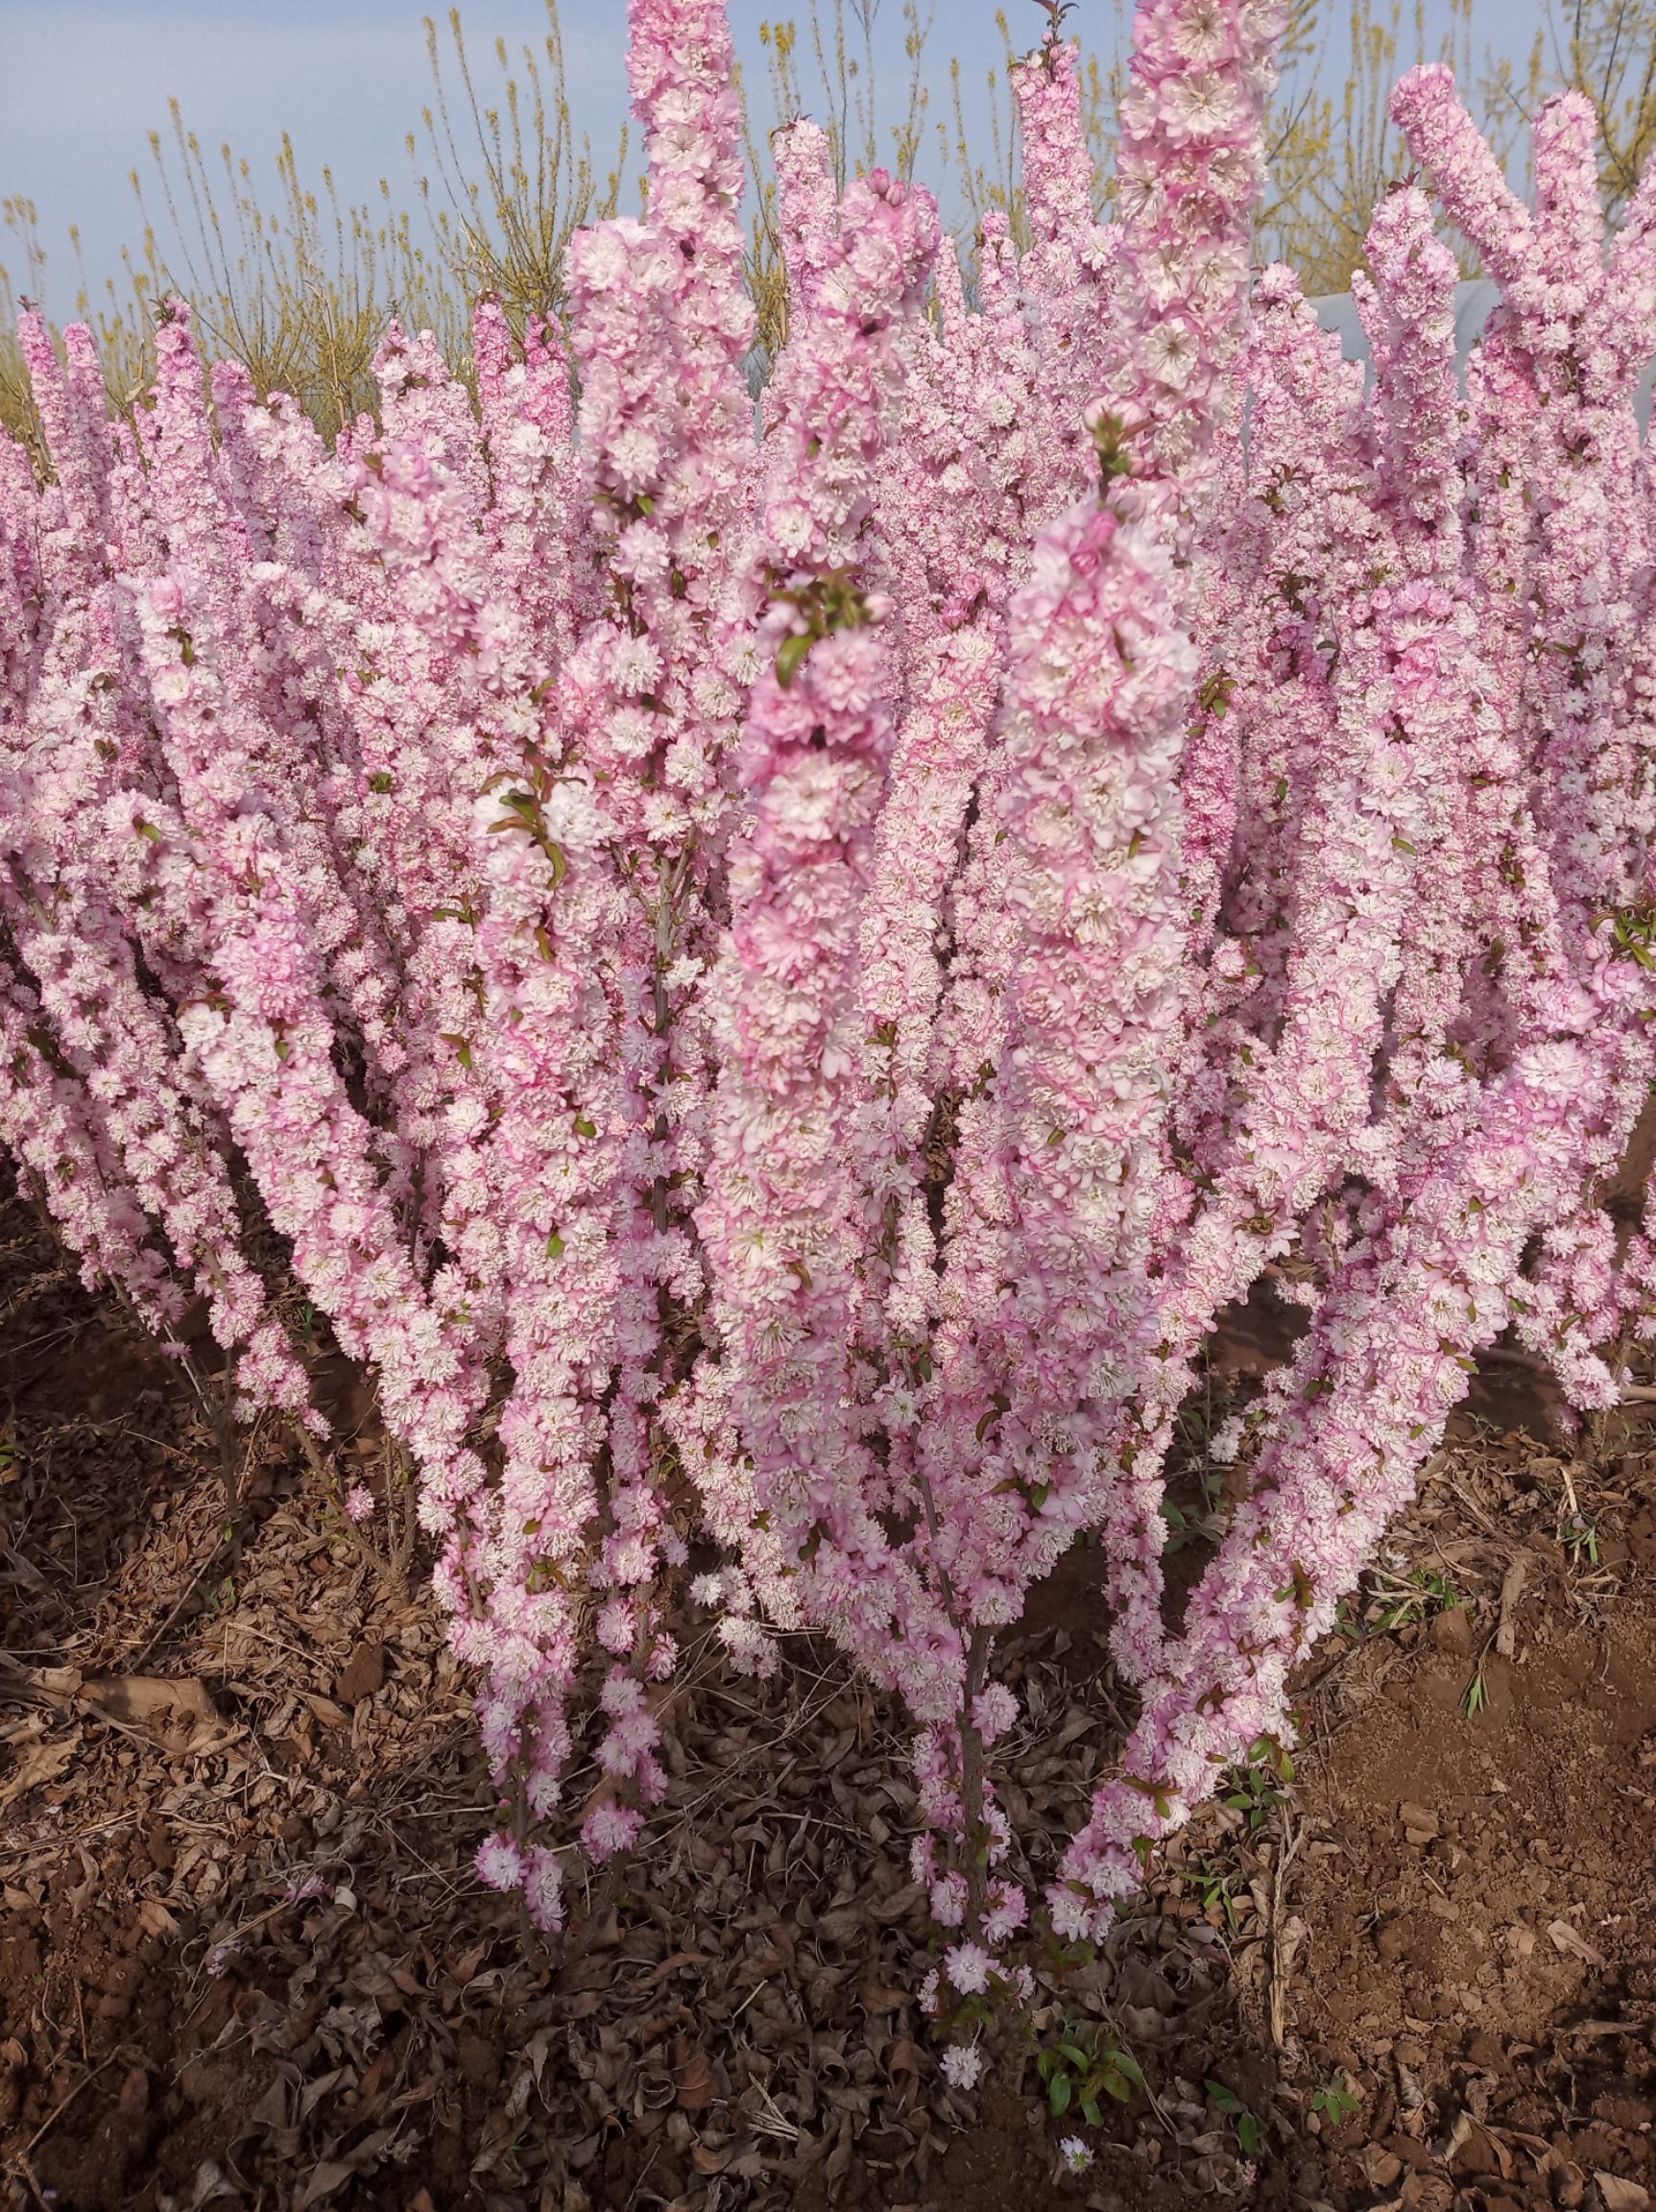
[
  {"left": 1310, "top": 2078, "right": 1362, "bottom": 2129},
  {"left": 1371, "top": 1566, "right": 1464, "bottom": 1632},
  {"left": 1222, "top": 1734, "right": 1294, "bottom": 1831},
  {"left": 1562, "top": 1513, "right": 1600, "bottom": 1568},
  {"left": 1333, "top": 1566, "right": 1466, "bottom": 1641},
  {"left": 1205, "top": 2078, "right": 1262, "bottom": 2157},
  {"left": 1189, "top": 1854, "right": 1245, "bottom": 1932},
  {"left": 1035, "top": 2015, "right": 1144, "bottom": 2125}
]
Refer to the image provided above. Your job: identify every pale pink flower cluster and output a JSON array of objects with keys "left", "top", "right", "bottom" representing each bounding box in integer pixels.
[
  {"left": 7, "top": 0, "right": 1656, "bottom": 2007},
  {"left": 699, "top": 164, "right": 943, "bottom": 1670}
]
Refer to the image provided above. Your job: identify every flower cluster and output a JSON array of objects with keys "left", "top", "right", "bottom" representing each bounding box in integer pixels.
[{"left": 5, "top": 0, "right": 1656, "bottom": 2045}]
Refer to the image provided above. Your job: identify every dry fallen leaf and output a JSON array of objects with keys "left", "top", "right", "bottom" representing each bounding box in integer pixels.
[
  {"left": 825, "top": 2112, "right": 854, "bottom": 2184},
  {"left": 1596, "top": 2177, "right": 1650, "bottom": 2212},
  {"left": 247, "top": 2079, "right": 293, "bottom": 2134},
  {"left": 299, "top": 2158, "right": 355, "bottom": 2210},
  {"left": 332, "top": 1638, "right": 385, "bottom": 1707},
  {"left": 185, "top": 2161, "right": 238, "bottom": 2210},
  {"left": 1548, "top": 1919, "right": 1607, "bottom": 1966},
  {"left": 869, "top": 1880, "right": 923, "bottom": 1925},
  {"left": 0, "top": 1733, "right": 76, "bottom": 1811},
  {"left": 345, "top": 2127, "right": 397, "bottom": 2171},
  {"left": 887, "top": 2037, "right": 923, "bottom": 2104},
  {"left": 859, "top": 1982, "right": 908, "bottom": 2013},
  {"left": 82, "top": 1675, "right": 227, "bottom": 1753},
  {"left": 0, "top": 1660, "right": 81, "bottom": 1702},
  {"left": 675, "top": 2048, "right": 715, "bottom": 2111},
  {"left": 83, "top": 1674, "right": 215, "bottom": 1726}
]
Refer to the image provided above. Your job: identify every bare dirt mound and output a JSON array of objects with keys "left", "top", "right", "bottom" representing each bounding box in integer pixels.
[
  {"left": 1285, "top": 1440, "right": 1656, "bottom": 2212},
  {"left": 1, "top": 1177, "right": 1653, "bottom": 2212}
]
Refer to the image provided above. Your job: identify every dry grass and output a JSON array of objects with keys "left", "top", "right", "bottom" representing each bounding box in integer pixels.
[{"left": 5, "top": 0, "right": 1646, "bottom": 456}]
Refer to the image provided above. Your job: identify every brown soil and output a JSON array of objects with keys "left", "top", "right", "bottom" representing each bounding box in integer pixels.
[{"left": 1, "top": 1174, "right": 1653, "bottom": 2212}]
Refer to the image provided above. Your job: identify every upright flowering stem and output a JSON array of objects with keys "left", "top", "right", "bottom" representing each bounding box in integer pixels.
[
  {"left": 472, "top": 298, "right": 586, "bottom": 676},
  {"left": 1008, "top": 36, "right": 1119, "bottom": 512},
  {"left": 927, "top": 451, "right": 1195, "bottom": 1685},
  {"left": 1176, "top": 271, "right": 1372, "bottom": 1168},
  {"left": 772, "top": 119, "right": 839, "bottom": 322},
  {"left": 1393, "top": 67, "right": 1656, "bottom": 1402},
  {"left": 1108, "top": 0, "right": 1284, "bottom": 538},
  {"left": 700, "top": 170, "right": 939, "bottom": 1661},
  {"left": 1060, "top": 1030, "right": 1622, "bottom": 1929}
]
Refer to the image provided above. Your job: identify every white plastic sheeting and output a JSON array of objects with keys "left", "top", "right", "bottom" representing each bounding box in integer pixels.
[{"left": 1310, "top": 277, "right": 1656, "bottom": 432}]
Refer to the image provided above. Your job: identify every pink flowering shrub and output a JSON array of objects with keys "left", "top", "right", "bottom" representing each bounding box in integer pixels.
[{"left": 5, "top": 0, "right": 1656, "bottom": 2065}]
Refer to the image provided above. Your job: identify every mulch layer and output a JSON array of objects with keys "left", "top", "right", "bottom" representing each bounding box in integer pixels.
[{"left": 0, "top": 1175, "right": 1652, "bottom": 2212}]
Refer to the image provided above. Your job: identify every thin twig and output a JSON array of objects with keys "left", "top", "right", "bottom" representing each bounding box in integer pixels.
[
  {"left": 1267, "top": 1808, "right": 1303, "bottom": 2051},
  {"left": 13, "top": 2050, "right": 125, "bottom": 2161},
  {"left": 1495, "top": 1555, "right": 1527, "bottom": 1660},
  {"left": 129, "top": 1534, "right": 237, "bottom": 1672}
]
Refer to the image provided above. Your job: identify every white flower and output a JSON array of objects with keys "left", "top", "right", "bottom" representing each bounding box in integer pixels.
[
  {"left": 1059, "top": 2135, "right": 1093, "bottom": 2174},
  {"left": 929, "top": 1872, "right": 969, "bottom": 1927},
  {"left": 1171, "top": 0, "right": 1229, "bottom": 63},
  {"left": 1209, "top": 1413, "right": 1245, "bottom": 1464},
  {"left": 1144, "top": 319, "right": 1199, "bottom": 389},
  {"left": 941, "top": 2043, "right": 983, "bottom": 2090},
  {"left": 475, "top": 1834, "right": 522, "bottom": 1891},
  {"left": 610, "top": 637, "right": 662, "bottom": 697},
  {"left": 151, "top": 665, "right": 194, "bottom": 707},
  {"left": 944, "top": 1940, "right": 994, "bottom": 1996}
]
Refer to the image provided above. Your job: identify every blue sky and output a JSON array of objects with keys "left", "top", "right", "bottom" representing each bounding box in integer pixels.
[{"left": 2, "top": 0, "right": 1551, "bottom": 317}]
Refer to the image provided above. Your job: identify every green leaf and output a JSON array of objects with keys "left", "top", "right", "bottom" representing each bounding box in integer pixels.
[
  {"left": 574, "top": 1116, "right": 597, "bottom": 1139},
  {"left": 973, "top": 1395, "right": 1007, "bottom": 1443},
  {"left": 1081, "top": 2095, "right": 1104, "bottom": 2127},
  {"left": 775, "top": 632, "right": 813, "bottom": 689},
  {"left": 1049, "top": 2074, "right": 1071, "bottom": 2117},
  {"left": 1205, "top": 2080, "right": 1242, "bottom": 2115},
  {"left": 1112, "top": 2052, "right": 1145, "bottom": 2090}
]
